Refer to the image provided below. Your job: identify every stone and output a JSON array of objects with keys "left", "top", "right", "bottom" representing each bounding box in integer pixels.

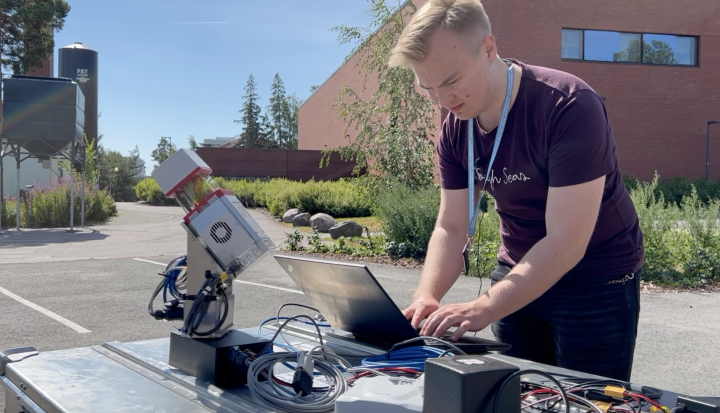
[
  {"left": 329, "top": 221, "right": 363, "bottom": 239},
  {"left": 282, "top": 208, "right": 302, "bottom": 223},
  {"left": 310, "top": 213, "right": 337, "bottom": 233},
  {"left": 292, "top": 213, "right": 311, "bottom": 227}
]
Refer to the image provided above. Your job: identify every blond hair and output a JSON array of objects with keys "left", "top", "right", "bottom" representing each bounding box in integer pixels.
[{"left": 389, "top": 0, "right": 492, "bottom": 68}]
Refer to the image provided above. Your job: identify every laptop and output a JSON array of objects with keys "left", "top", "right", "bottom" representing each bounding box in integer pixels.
[{"left": 274, "top": 254, "right": 510, "bottom": 353}]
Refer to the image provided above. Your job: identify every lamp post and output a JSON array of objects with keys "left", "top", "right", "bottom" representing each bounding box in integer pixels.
[
  {"left": 26, "top": 185, "right": 34, "bottom": 224},
  {"left": 109, "top": 166, "right": 118, "bottom": 199},
  {"left": 707, "top": 121, "right": 719, "bottom": 181}
]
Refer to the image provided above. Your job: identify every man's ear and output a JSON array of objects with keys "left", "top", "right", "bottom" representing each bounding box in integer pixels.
[{"left": 482, "top": 35, "right": 498, "bottom": 63}]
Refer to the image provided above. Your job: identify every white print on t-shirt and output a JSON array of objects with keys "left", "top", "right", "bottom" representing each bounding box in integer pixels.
[{"left": 475, "top": 167, "right": 531, "bottom": 190}]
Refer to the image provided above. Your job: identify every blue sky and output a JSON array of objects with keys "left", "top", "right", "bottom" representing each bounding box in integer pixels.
[{"left": 50, "top": 0, "right": 373, "bottom": 167}]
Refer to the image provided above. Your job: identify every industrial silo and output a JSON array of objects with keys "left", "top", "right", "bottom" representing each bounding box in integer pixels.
[{"left": 58, "top": 42, "right": 98, "bottom": 147}]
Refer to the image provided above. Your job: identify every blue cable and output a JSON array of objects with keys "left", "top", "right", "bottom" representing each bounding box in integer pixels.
[
  {"left": 161, "top": 255, "right": 186, "bottom": 302},
  {"left": 361, "top": 346, "right": 451, "bottom": 372}
]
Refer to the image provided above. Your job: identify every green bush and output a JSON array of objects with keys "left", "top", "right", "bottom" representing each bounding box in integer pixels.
[
  {"left": 135, "top": 178, "right": 174, "bottom": 205},
  {"left": 679, "top": 188, "right": 720, "bottom": 284},
  {"left": 468, "top": 194, "right": 502, "bottom": 278},
  {"left": 630, "top": 175, "right": 688, "bottom": 281},
  {"left": 373, "top": 181, "right": 440, "bottom": 259},
  {"left": 1, "top": 178, "right": 116, "bottom": 228},
  {"left": 215, "top": 177, "right": 373, "bottom": 217},
  {"left": 1, "top": 196, "right": 16, "bottom": 227},
  {"left": 623, "top": 174, "right": 720, "bottom": 207},
  {"left": 630, "top": 174, "right": 720, "bottom": 287}
]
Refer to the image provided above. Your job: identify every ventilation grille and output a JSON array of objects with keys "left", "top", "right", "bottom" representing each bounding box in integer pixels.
[{"left": 210, "top": 221, "right": 232, "bottom": 244}]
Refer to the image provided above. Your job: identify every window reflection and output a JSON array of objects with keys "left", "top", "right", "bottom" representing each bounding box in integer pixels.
[{"left": 562, "top": 29, "right": 697, "bottom": 66}]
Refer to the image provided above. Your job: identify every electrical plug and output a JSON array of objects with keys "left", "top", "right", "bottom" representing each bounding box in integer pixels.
[{"left": 292, "top": 351, "right": 314, "bottom": 397}]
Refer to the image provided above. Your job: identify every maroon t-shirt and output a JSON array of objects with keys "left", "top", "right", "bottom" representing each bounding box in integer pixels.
[{"left": 437, "top": 60, "right": 644, "bottom": 276}]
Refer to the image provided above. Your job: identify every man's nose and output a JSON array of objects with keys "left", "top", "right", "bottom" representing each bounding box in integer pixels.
[{"left": 437, "top": 91, "right": 455, "bottom": 108}]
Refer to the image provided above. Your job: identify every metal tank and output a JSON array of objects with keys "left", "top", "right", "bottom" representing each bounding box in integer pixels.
[
  {"left": 58, "top": 42, "right": 98, "bottom": 146},
  {"left": 2, "top": 75, "right": 85, "bottom": 157}
]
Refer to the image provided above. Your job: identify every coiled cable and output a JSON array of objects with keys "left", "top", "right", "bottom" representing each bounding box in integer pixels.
[{"left": 246, "top": 345, "right": 352, "bottom": 413}]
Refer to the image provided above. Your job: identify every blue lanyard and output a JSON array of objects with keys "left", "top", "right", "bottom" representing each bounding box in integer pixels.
[{"left": 467, "top": 61, "right": 515, "bottom": 239}]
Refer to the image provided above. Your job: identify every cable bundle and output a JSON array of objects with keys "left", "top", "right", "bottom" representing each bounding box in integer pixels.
[
  {"left": 147, "top": 255, "right": 188, "bottom": 321},
  {"left": 247, "top": 346, "right": 351, "bottom": 413},
  {"left": 181, "top": 270, "right": 230, "bottom": 337},
  {"left": 162, "top": 255, "right": 187, "bottom": 302},
  {"left": 518, "top": 375, "right": 668, "bottom": 413},
  {"left": 361, "top": 336, "right": 466, "bottom": 372}
]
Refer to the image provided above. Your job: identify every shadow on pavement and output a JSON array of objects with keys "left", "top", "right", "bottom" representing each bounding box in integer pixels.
[{"left": 0, "top": 228, "right": 108, "bottom": 248}]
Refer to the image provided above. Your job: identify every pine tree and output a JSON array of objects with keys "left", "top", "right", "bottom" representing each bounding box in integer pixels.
[
  {"left": 283, "top": 94, "right": 301, "bottom": 149},
  {"left": 259, "top": 113, "right": 279, "bottom": 149},
  {"left": 1, "top": 0, "right": 71, "bottom": 74},
  {"left": 267, "top": 73, "right": 287, "bottom": 147},
  {"left": 151, "top": 137, "right": 176, "bottom": 165},
  {"left": 235, "top": 74, "right": 264, "bottom": 148},
  {"left": 188, "top": 135, "right": 198, "bottom": 152}
]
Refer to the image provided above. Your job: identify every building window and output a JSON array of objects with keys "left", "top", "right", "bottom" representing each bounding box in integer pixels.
[
  {"left": 561, "top": 29, "right": 583, "bottom": 59},
  {"left": 561, "top": 29, "right": 698, "bottom": 66}
]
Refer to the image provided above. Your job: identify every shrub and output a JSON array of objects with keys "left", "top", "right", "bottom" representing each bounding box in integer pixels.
[
  {"left": 135, "top": 178, "right": 174, "bottom": 205},
  {"left": 656, "top": 177, "right": 696, "bottom": 207},
  {"left": 630, "top": 174, "right": 720, "bottom": 287},
  {"left": 623, "top": 174, "right": 720, "bottom": 207},
  {"left": 1, "top": 196, "right": 16, "bottom": 227},
  {"left": 468, "top": 194, "right": 502, "bottom": 278},
  {"left": 215, "top": 177, "right": 373, "bottom": 217},
  {"left": 629, "top": 174, "right": 688, "bottom": 282},
  {"left": 373, "top": 181, "right": 440, "bottom": 258},
  {"left": 2, "top": 178, "right": 116, "bottom": 228},
  {"left": 679, "top": 187, "right": 720, "bottom": 284}
]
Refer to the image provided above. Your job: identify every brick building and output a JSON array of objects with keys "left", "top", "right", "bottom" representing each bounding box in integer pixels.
[{"left": 298, "top": 0, "right": 720, "bottom": 181}]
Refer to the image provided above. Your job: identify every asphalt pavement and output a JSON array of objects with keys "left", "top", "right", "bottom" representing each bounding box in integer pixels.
[{"left": 0, "top": 202, "right": 718, "bottom": 411}]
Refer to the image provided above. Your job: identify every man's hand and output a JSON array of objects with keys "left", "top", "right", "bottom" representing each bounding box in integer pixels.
[
  {"left": 420, "top": 301, "right": 489, "bottom": 341},
  {"left": 403, "top": 296, "right": 440, "bottom": 330}
]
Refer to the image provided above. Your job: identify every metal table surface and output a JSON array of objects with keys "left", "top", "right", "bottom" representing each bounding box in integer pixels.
[{"left": 1, "top": 324, "right": 683, "bottom": 413}]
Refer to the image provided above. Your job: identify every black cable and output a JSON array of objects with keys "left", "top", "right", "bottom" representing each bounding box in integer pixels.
[
  {"left": 439, "top": 349, "right": 457, "bottom": 357},
  {"left": 277, "top": 303, "right": 322, "bottom": 319},
  {"left": 495, "top": 370, "right": 570, "bottom": 413},
  {"left": 276, "top": 303, "right": 324, "bottom": 348},
  {"left": 257, "top": 315, "right": 325, "bottom": 357},
  {"left": 147, "top": 278, "right": 165, "bottom": 317},
  {"left": 191, "top": 288, "right": 229, "bottom": 337},
  {"left": 181, "top": 271, "right": 231, "bottom": 337}
]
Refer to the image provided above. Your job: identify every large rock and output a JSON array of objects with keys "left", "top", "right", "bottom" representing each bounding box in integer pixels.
[
  {"left": 310, "top": 213, "right": 337, "bottom": 233},
  {"left": 292, "top": 213, "right": 311, "bottom": 227},
  {"left": 282, "top": 208, "right": 302, "bottom": 223},
  {"left": 329, "top": 221, "right": 363, "bottom": 239}
]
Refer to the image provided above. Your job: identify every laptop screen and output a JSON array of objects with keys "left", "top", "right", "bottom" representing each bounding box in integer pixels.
[{"left": 274, "top": 255, "right": 420, "bottom": 347}]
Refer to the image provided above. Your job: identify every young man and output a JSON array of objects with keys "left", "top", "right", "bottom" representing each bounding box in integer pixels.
[{"left": 389, "top": 0, "right": 644, "bottom": 381}]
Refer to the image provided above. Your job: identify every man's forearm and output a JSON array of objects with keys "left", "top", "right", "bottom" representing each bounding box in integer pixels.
[
  {"left": 476, "top": 232, "right": 586, "bottom": 324},
  {"left": 414, "top": 226, "right": 467, "bottom": 301}
]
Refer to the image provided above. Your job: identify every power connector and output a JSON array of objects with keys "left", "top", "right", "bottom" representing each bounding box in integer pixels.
[{"left": 292, "top": 351, "right": 314, "bottom": 396}]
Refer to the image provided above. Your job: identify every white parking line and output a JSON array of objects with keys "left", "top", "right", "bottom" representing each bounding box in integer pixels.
[
  {"left": 234, "top": 280, "right": 304, "bottom": 295},
  {"left": 0, "top": 286, "right": 91, "bottom": 334},
  {"left": 133, "top": 258, "right": 304, "bottom": 295},
  {"left": 133, "top": 258, "right": 167, "bottom": 266}
]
